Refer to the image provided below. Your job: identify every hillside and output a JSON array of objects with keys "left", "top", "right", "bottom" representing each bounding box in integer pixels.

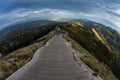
[
  {"left": 0, "top": 20, "right": 57, "bottom": 56},
  {"left": 0, "top": 20, "right": 120, "bottom": 80},
  {"left": 74, "top": 19, "right": 120, "bottom": 55},
  {"left": 64, "top": 35, "right": 117, "bottom": 80},
  {"left": 0, "top": 33, "right": 53, "bottom": 80},
  {"left": 59, "top": 21, "right": 120, "bottom": 79}
]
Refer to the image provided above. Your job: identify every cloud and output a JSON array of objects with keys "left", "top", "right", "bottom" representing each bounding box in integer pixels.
[
  {"left": 1, "top": 8, "right": 120, "bottom": 32},
  {"left": 0, "top": 9, "right": 75, "bottom": 29},
  {"left": 114, "top": 9, "right": 120, "bottom": 15},
  {"left": 0, "top": 0, "right": 120, "bottom": 32}
]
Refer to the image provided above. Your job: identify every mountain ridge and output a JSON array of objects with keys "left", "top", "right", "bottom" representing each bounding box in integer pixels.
[{"left": 0, "top": 19, "right": 120, "bottom": 79}]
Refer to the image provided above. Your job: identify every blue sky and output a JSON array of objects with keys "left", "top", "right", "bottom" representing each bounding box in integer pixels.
[{"left": 0, "top": 0, "right": 120, "bottom": 32}]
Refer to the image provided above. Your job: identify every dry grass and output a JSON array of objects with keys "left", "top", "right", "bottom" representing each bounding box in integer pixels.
[{"left": 0, "top": 34, "right": 53, "bottom": 80}]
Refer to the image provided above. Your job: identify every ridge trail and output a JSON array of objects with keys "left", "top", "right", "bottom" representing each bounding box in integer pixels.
[{"left": 6, "top": 35, "right": 91, "bottom": 80}]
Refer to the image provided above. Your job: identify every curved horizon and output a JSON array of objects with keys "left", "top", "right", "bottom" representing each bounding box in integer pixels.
[{"left": 0, "top": 0, "right": 120, "bottom": 32}]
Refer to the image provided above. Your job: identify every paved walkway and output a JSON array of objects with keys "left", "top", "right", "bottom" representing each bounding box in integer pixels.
[{"left": 6, "top": 35, "right": 91, "bottom": 80}]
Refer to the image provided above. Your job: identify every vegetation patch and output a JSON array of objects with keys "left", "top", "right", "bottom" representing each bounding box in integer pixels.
[
  {"left": 64, "top": 36, "right": 117, "bottom": 80},
  {"left": 61, "top": 23, "right": 120, "bottom": 79},
  {"left": 0, "top": 34, "right": 53, "bottom": 80}
]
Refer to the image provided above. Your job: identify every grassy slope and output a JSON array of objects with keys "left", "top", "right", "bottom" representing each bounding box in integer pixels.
[
  {"left": 0, "top": 34, "right": 53, "bottom": 80},
  {"left": 64, "top": 36, "right": 117, "bottom": 80},
  {"left": 60, "top": 22, "right": 119, "bottom": 80}
]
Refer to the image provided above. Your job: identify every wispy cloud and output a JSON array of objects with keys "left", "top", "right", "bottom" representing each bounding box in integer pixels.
[
  {"left": 0, "top": 9, "right": 74, "bottom": 29},
  {"left": 0, "top": 0, "right": 120, "bottom": 32}
]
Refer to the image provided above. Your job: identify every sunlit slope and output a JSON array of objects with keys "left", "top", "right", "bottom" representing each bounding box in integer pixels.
[{"left": 60, "top": 21, "right": 120, "bottom": 79}]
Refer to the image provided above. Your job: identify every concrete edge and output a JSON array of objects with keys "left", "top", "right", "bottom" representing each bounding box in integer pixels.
[
  {"left": 64, "top": 37, "right": 103, "bottom": 80},
  {"left": 6, "top": 48, "right": 44, "bottom": 80},
  {"left": 6, "top": 36, "right": 55, "bottom": 80}
]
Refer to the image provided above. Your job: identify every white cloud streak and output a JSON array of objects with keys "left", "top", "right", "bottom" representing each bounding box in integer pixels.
[{"left": 0, "top": 7, "right": 120, "bottom": 32}]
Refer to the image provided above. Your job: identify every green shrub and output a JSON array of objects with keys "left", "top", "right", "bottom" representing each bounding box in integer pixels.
[
  {"left": 17, "top": 53, "right": 29, "bottom": 60},
  {"left": 18, "top": 60, "right": 25, "bottom": 67},
  {"left": 3, "top": 72, "right": 11, "bottom": 79},
  {"left": 0, "top": 63, "right": 10, "bottom": 72}
]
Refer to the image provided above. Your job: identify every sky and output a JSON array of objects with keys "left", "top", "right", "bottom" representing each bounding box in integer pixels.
[{"left": 0, "top": 0, "right": 120, "bottom": 32}]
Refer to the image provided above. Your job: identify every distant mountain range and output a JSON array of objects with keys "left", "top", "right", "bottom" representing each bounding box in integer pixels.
[
  {"left": 0, "top": 20, "right": 58, "bottom": 55},
  {"left": 0, "top": 20, "right": 53, "bottom": 40},
  {"left": 0, "top": 19, "right": 120, "bottom": 55}
]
